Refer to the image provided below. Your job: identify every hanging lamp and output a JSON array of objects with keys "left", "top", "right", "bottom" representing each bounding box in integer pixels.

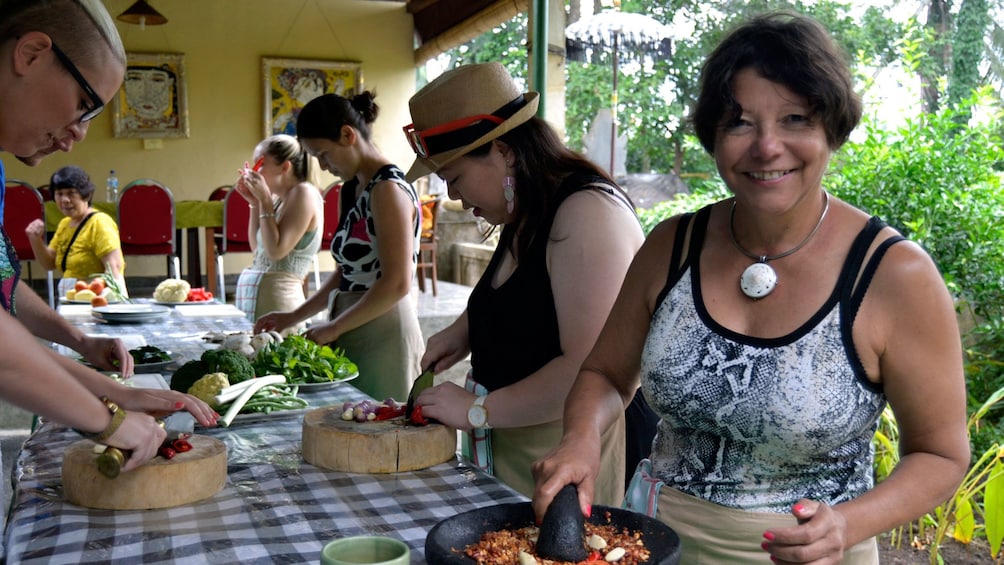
[{"left": 117, "top": 0, "right": 168, "bottom": 31}]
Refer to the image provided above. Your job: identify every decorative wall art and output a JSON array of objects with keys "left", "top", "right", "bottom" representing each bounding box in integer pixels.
[
  {"left": 262, "top": 57, "right": 363, "bottom": 137},
  {"left": 112, "top": 52, "right": 189, "bottom": 138}
]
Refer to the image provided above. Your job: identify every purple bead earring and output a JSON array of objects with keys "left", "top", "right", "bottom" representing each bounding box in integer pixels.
[{"left": 503, "top": 176, "right": 515, "bottom": 214}]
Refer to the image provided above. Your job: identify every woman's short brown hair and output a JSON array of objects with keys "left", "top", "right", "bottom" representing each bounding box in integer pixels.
[{"left": 690, "top": 11, "right": 862, "bottom": 153}]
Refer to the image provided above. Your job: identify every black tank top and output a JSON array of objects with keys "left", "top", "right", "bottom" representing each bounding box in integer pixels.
[{"left": 467, "top": 173, "right": 629, "bottom": 391}]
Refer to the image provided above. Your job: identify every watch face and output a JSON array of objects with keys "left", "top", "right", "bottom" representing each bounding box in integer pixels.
[{"left": 468, "top": 405, "right": 487, "bottom": 427}]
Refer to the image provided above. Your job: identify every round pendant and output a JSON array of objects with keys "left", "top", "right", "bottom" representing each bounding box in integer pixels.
[{"left": 739, "top": 262, "right": 777, "bottom": 299}]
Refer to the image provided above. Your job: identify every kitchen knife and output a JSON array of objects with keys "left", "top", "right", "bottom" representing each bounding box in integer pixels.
[
  {"left": 405, "top": 365, "right": 435, "bottom": 419},
  {"left": 96, "top": 412, "right": 196, "bottom": 479}
]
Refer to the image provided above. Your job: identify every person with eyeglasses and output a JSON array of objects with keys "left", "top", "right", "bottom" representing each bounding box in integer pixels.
[
  {"left": 25, "top": 165, "right": 126, "bottom": 286},
  {"left": 0, "top": 0, "right": 218, "bottom": 485},
  {"left": 404, "top": 63, "right": 646, "bottom": 504},
  {"left": 254, "top": 92, "right": 423, "bottom": 402}
]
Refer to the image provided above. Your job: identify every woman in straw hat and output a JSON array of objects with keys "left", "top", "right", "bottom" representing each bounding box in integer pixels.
[
  {"left": 532, "top": 12, "right": 967, "bottom": 563},
  {"left": 255, "top": 92, "right": 423, "bottom": 401},
  {"left": 0, "top": 0, "right": 218, "bottom": 482},
  {"left": 407, "top": 62, "right": 645, "bottom": 503}
]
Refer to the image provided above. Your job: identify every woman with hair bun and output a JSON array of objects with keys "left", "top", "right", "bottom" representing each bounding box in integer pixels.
[
  {"left": 255, "top": 92, "right": 422, "bottom": 401},
  {"left": 235, "top": 134, "right": 323, "bottom": 331}
]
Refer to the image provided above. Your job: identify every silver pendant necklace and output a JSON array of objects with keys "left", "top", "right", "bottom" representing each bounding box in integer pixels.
[{"left": 729, "top": 191, "right": 830, "bottom": 299}]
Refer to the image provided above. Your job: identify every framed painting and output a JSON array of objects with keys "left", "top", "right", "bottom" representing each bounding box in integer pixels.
[
  {"left": 262, "top": 57, "right": 363, "bottom": 138},
  {"left": 112, "top": 52, "right": 189, "bottom": 139}
]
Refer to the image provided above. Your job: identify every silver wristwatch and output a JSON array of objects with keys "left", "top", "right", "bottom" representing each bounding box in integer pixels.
[{"left": 467, "top": 395, "right": 491, "bottom": 428}]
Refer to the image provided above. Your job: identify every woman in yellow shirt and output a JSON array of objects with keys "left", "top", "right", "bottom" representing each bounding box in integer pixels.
[{"left": 25, "top": 165, "right": 124, "bottom": 284}]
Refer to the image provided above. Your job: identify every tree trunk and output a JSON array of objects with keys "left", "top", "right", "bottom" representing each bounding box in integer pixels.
[{"left": 921, "top": 0, "right": 951, "bottom": 114}]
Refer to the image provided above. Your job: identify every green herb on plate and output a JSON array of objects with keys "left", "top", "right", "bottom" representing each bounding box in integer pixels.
[{"left": 251, "top": 335, "right": 358, "bottom": 385}]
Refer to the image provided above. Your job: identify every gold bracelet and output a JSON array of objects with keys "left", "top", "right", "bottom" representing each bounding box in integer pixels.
[
  {"left": 86, "top": 396, "right": 127, "bottom": 442},
  {"left": 259, "top": 212, "right": 275, "bottom": 219}
]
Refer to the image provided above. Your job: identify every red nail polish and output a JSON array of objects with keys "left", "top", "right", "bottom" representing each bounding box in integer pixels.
[
  {"left": 174, "top": 401, "right": 184, "bottom": 409},
  {"left": 761, "top": 541, "right": 770, "bottom": 551},
  {"left": 763, "top": 531, "right": 775, "bottom": 541},
  {"left": 793, "top": 503, "right": 805, "bottom": 513},
  {"left": 585, "top": 505, "right": 592, "bottom": 517}
]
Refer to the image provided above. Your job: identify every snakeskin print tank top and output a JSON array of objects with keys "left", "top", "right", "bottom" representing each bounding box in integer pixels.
[{"left": 641, "top": 206, "right": 901, "bottom": 513}]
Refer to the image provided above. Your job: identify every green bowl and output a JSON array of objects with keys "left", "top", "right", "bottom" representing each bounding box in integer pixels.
[{"left": 320, "top": 536, "right": 410, "bottom": 565}]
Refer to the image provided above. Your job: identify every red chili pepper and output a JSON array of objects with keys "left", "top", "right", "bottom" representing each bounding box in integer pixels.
[
  {"left": 374, "top": 406, "right": 403, "bottom": 421},
  {"left": 172, "top": 439, "right": 193, "bottom": 453},
  {"left": 409, "top": 404, "right": 429, "bottom": 426},
  {"left": 158, "top": 446, "right": 177, "bottom": 460}
]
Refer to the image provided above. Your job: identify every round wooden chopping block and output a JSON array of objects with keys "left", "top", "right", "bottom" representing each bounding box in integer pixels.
[
  {"left": 302, "top": 406, "right": 457, "bottom": 473},
  {"left": 62, "top": 435, "right": 227, "bottom": 510}
]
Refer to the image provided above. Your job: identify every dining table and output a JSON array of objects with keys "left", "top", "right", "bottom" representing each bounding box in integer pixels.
[
  {"left": 2, "top": 302, "right": 526, "bottom": 564},
  {"left": 44, "top": 200, "right": 224, "bottom": 289}
]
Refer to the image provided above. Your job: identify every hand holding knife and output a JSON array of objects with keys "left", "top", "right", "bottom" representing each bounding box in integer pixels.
[
  {"left": 96, "top": 412, "right": 196, "bottom": 478},
  {"left": 405, "top": 364, "right": 436, "bottom": 420}
]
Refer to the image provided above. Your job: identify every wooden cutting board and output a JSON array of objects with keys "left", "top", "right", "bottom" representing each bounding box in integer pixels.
[
  {"left": 62, "top": 435, "right": 227, "bottom": 510},
  {"left": 302, "top": 406, "right": 457, "bottom": 473}
]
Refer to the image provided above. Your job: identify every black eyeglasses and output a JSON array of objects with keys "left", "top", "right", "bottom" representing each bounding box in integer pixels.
[{"left": 50, "top": 42, "right": 105, "bottom": 123}]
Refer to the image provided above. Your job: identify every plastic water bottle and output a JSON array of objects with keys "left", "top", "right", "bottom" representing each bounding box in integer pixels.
[{"left": 106, "top": 170, "right": 119, "bottom": 202}]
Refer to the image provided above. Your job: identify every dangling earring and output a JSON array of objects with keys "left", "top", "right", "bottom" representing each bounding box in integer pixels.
[{"left": 502, "top": 175, "right": 516, "bottom": 214}]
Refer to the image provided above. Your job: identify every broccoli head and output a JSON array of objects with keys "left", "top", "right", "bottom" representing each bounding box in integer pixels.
[
  {"left": 170, "top": 359, "right": 210, "bottom": 393},
  {"left": 201, "top": 349, "right": 255, "bottom": 384},
  {"left": 187, "top": 373, "right": 230, "bottom": 407}
]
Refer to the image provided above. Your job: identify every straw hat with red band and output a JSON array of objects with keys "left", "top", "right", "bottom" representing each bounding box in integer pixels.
[{"left": 403, "top": 62, "right": 539, "bottom": 182}]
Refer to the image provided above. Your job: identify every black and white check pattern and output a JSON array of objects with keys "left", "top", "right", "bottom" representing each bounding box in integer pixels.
[{"left": 5, "top": 306, "right": 527, "bottom": 563}]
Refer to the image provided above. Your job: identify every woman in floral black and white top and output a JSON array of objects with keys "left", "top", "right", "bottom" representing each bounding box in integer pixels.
[{"left": 255, "top": 92, "right": 422, "bottom": 401}]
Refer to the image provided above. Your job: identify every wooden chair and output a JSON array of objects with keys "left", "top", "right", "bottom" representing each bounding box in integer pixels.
[
  {"left": 214, "top": 188, "right": 253, "bottom": 302},
  {"left": 117, "top": 179, "right": 180, "bottom": 279},
  {"left": 416, "top": 197, "right": 440, "bottom": 296},
  {"left": 4, "top": 180, "right": 55, "bottom": 307}
]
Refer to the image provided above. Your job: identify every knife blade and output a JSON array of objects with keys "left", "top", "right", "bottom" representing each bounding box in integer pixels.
[
  {"left": 96, "top": 412, "right": 196, "bottom": 479},
  {"left": 405, "top": 365, "right": 435, "bottom": 419}
]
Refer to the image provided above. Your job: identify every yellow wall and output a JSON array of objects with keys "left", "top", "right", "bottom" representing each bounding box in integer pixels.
[{"left": 7, "top": 0, "right": 418, "bottom": 278}]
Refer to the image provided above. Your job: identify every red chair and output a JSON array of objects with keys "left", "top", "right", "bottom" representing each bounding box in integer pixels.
[
  {"left": 205, "top": 185, "right": 231, "bottom": 296},
  {"left": 117, "top": 179, "right": 180, "bottom": 279},
  {"left": 214, "top": 188, "right": 253, "bottom": 302},
  {"left": 4, "top": 179, "right": 55, "bottom": 307},
  {"left": 303, "top": 182, "right": 342, "bottom": 293},
  {"left": 35, "top": 184, "right": 53, "bottom": 202}
]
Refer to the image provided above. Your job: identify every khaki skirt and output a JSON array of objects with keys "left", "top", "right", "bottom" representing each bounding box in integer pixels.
[
  {"left": 655, "top": 487, "right": 879, "bottom": 564},
  {"left": 491, "top": 414, "right": 625, "bottom": 507},
  {"left": 255, "top": 272, "right": 308, "bottom": 334},
  {"left": 330, "top": 290, "right": 423, "bottom": 401}
]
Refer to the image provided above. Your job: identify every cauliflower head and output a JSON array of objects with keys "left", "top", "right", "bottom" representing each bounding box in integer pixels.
[
  {"left": 153, "top": 278, "right": 191, "bottom": 303},
  {"left": 187, "top": 372, "right": 230, "bottom": 407}
]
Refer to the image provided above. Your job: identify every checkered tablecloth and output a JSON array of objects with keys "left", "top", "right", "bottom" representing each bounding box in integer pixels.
[{"left": 4, "top": 305, "right": 527, "bottom": 563}]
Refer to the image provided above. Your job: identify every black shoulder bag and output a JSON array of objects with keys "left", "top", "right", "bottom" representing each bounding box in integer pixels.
[{"left": 61, "top": 212, "right": 96, "bottom": 273}]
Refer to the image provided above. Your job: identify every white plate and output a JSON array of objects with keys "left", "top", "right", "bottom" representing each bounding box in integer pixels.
[
  {"left": 60, "top": 297, "right": 123, "bottom": 304},
  {"left": 94, "top": 304, "right": 171, "bottom": 315},
  {"left": 153, "top": 299, "right": 216, "bottom": 307},
  {"left": 291, "top": 372, "right": 359, "bottom": 391},
  {"left": 92, "top": 304, "right": 171, "bottom": 324}
]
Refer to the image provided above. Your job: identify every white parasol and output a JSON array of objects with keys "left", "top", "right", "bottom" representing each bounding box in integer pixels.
[{"left": 566, "top": 10, "right": 673, "bottom": 174}]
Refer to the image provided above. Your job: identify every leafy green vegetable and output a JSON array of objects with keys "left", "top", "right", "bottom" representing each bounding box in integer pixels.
[
  {"left": 252, "top": 335, "right": 358, "bottom": 384},
  {"left": 129, "top": 345, "right": 170, "bottom": 364}
]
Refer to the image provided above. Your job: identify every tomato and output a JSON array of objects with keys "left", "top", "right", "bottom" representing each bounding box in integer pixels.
[
  {"left": 409, "top": 404, "right": 429, "bottom": 426},
  {"left": 88, "top": 280, "right": 105, "bottom": 294},
  {"left": 90, "top": 296, "right": 108, "bottom": 307},
  {"left": 186, "top": 287, "right": 214, "bottom": 302},
  {"left": 74, "top": 281, "right": 88, "bottom": 291}
]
